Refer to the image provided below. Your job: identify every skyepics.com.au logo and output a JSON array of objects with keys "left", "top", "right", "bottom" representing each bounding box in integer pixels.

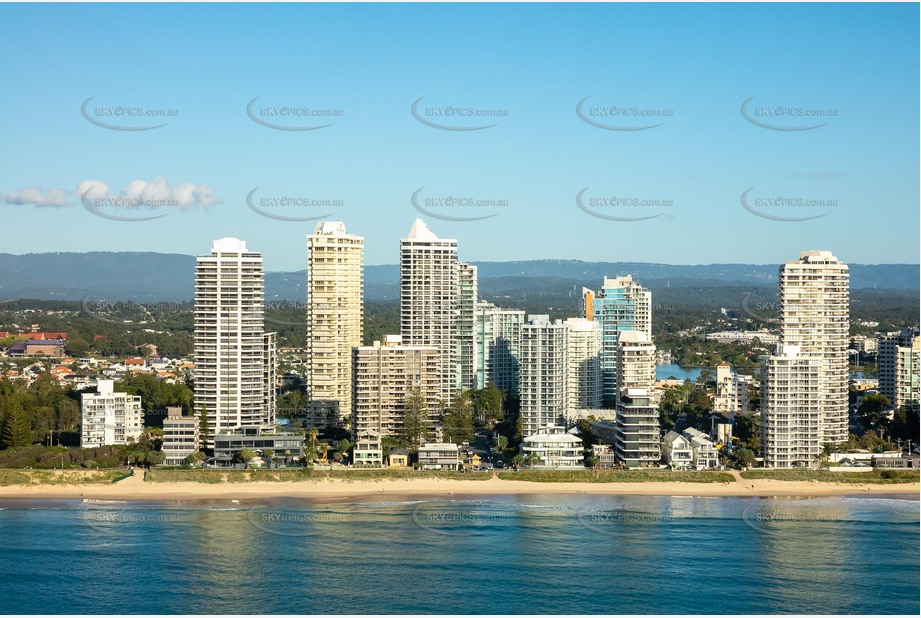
[
  {"left": 81, "top": 508, "right": 181, "bottom": 536},
  {"left": 576, "top": 507, "right": 675, "bottom": 537},
  {"left": 411, "top": 501, "right": 515, "bottom": 536},
  {"left": 81, "top": 97, "right": 178, "bottom": 131},
  {"left": 576, "top": 187, "right": 675, "bottom": 222},
  {"left": 247, "top": 505, "right": 349, "bottom": 536},
  {"left": 411, "top": 97, "right": 508, "bottom": 131},
  {"left": 81, "top": 295, "right": 186, "bottom": 324},
  {"left": 247, "top": 187, "right": 343, "bottom": 222},
  {"left": 411, "top": 187, "right": 507, "bottom": 222},
  {"left": 740, "top": 187, "right": 836, "bottom": 222},
  {"left": 741, "top": 501, "right": 842, "bottom": 537},
  {"left": 741, "top": 293, "right": 781, "bottom": 325},
  {"left": 741, "top": 97, "right": 838, "bottom": 131},
  {"left": 246, "top": 96, "right": 343, "bottom": 131},
  {"left": 576, "top": 97, "right": 672, "bottom": 131}
]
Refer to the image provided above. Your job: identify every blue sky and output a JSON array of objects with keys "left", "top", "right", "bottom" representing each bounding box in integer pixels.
[{"left": 0, "top": 2, "right": 917, "bottom": 271}]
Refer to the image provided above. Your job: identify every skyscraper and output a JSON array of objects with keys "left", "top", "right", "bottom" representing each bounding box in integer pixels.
[
  {"left": 194, "top": 238, "right": 276, "bottom": 448},
  {"left": 518, "top": 315, "right": 569, "bottom": 437},
  {"left": 613, "top": 330, "right": 660, "bottom": 468},
  {"left": 400, "top": 218, "right": 476, "bottom": 403},
  {"left": 586, "top": 276, "right": 652, "bottom": 405},
  {"left": 306, "top": 221, "right": 364, "bottom": 427},
  {"left": 761, "top": 250, "right": 850, "bottom": 468}
]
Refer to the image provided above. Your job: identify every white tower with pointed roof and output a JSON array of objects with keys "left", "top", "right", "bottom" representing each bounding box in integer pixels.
[{"left": 400, "top": 219, "right": 476, "bottom": 403}]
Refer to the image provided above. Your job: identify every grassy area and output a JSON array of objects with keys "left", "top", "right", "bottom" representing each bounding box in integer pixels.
[
  {"left": 0, "top": 469, "right": 125, "bottom": 486},
  {"left": 498, "top": 469, "right": 736, "bottom": 483},
  {"left": 145, "top": 468, "right": 492, "bottom": 484},
  {"left": 740, "top": 469, "right": 920, "bottom": 484}
]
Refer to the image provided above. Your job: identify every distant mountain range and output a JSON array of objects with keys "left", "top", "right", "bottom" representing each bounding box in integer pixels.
[{"left": 0, "top": 252, "right": 917, "bottom": 303}]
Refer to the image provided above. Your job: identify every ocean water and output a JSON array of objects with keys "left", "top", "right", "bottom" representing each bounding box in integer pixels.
[{"left": 0, "top": 494, "right": 918, "bottom": 614}]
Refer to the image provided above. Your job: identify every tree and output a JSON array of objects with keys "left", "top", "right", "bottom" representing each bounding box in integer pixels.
[
  {"left": 400, "top": 388, "right": 431, "bottom": 450},
  {"left": 857, "top": 394, "right": 892, "bottom": 432},
  {"left": 235, "top": 448, "right": 256, "bottom": 466},
  {"left": 1, "top": 403, "right": 32, "bottom": 449},
  {"left": 185, "top": 451, "right": 206, "bottom": 467},
  {"left": 441, "top": 391, "right": 475, "bottom": 444},
  {"left": 198, "top": 404, "right": 211, "bottom": 454},
  {"left": 495, "top": 434, "right": 509, "bottom": 454},
  {"left": 733, "top": 447, "right": 756, "bottom": 468},
  {"left": 511, "top": 454, "right": 524, "bottom": 469},
  {"left": 144, "top": 450, "right": 165, "bottom": 467},
  {"left": 473, "top": 384, "right": 505, "bottom": 425},
  {"left": 524, "top": 453, "right": 542, "bottom": 467}
]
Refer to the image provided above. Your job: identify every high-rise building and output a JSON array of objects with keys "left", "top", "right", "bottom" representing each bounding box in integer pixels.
[
  {"left": 400, "top": 219, "right": 476, "bottom": 403},
  {"left": 519, "top": 315, "right": 569, "bottom": 437},
  {"left": 194, "top": 238, "right": 276, "bottom": 448},
  {"left": 878, "top": 328, "right": 920, "bottom": 414},
  {"left": 564, "top": 317, "right": 603, "bottom": 411},
  {"left": 474, "top": 300, "right": 525, "bottom": 393},
  {"left": 456, "top": 261, "right": 478, "bottom": 393},
  {"left": 306, "top": 221, "right": 364, "bottom": 426},
  {"left": 713, "top": 363, "right": 751, "bottom": 417},
  {"left": 80, "top": 379, "right": 143, "bottom": 448},
  {"left": 613, "top": 331, "right": 660, "bottom": 468},
  {"left": 352, "top": 335, "right": 441, "bottom": 437},
  {"left": 761, "top": 250, "right": 849, "bottom": 467},
  {"left": 586, "top": 276, "right": 652, "bottom": 405}
]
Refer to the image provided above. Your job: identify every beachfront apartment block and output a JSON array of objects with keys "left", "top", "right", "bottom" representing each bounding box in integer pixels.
[
  {"left": 213, "top": 426, "right": 305, "bottom": 467},
  {"left": 80, "top": 379, "right": 143, "bottom": 448},
  {"left": 306, "top": 221, "right": 364, "bottom": 427},
  {"left": 583, "top": 276, "right": 652, "bottom": 405},
  {"left": 761, "top": 251, "right": 849, "bottom": 467},
  {"left": 713, "top": 363, "right": 751, "bottom": 416},
  {"left": 613, "top": 331, "right": 660, "bottom": 468},
  {"left": 351, "top": 335, "right": 441, "bottom": 438},
  {"left": 519, "top": 315, "right": 569, "bottom": 438},
  {"left": 194, "top": 238, "right": 277, "bottom": 448},
  {"left": 661, "top": 431, "right": 693, "bottom": 468},
  {"left": 474, "top": 300, "right": 525, "bottom": 393},
  {"left": 878, "top": 328, "right": 920, "bottom": 414},
  {"left": 162, "top": 406, "right": 199, "bottom": 465}
]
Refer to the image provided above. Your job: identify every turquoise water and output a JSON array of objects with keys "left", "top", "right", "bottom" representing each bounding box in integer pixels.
[{"left": 0, "top": 494, "right": 918, "bottom": 614}]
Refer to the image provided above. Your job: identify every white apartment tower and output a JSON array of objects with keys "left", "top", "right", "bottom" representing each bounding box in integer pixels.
[
  {"left": 306, "top": 221, "right": 364, "bottom": 426},
  {"left": 613, "top": 331, "right": 660, "bottom": 468},
  {"left": 400, "top": 219, "right": 477, "bottom": 402},
  {"left": 761, "top": 250, "right": 850, "bottom": 467},
  {"left": 194, "top": 238, "right": 276, "bottom": 448},
  {"left": 474, "top": 300, "right": 526, "bottom": 393},
  {"left": 519, "top": 315, "right": 569, "bottom": 437},
  {"left": 80, "top": 379, "right": 143, "bottom": 448},
  {"left": 565, "top": 317, "right": 603, "bottom": 411},
  {"left": 352, "top": 335, "right": 441, "bottom": 438}
]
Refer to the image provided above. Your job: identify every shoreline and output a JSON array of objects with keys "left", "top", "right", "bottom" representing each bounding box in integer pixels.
[{"left": 0, "top": 474, "right": 918, "bottom": 502}]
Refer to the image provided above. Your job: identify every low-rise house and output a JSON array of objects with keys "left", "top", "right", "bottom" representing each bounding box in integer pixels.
[
  {"left": 213, "top": 426, "right": 305, "bottom": 468},
  {"left": 418, "top": 443, "right": 460, "bottom": 470},
  {"left": 591, "top": 443, "right": 617, "bottom": 469},
  {"left": 388, "top": 448, "right": 411, "bottom": 468},
  {"left": 661, "top": 431, "right": 693, "bottom": 469},
  {"left": 521, "top": 425, "right": 584, "bottom": 469},
  {"left": 162, "top": 407, "right": 200, "bottom": 466},
  {"left": 353, "top": 430, "right": 383, "bottom": 468},
  {"left": 683, "top": 428, "right": 719, "bottom": 469}
]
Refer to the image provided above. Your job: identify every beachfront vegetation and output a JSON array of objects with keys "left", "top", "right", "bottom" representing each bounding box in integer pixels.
[
  {"left": 740, "top": 469, "right": 919, "bottom": 484},
  {"left": 499, "top": 469, "right": 735, "bottom": 483}
]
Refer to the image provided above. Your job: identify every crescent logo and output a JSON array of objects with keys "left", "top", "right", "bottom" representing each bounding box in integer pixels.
[{"left": 81, "top": 97, "right": 170, "bottom": 131}]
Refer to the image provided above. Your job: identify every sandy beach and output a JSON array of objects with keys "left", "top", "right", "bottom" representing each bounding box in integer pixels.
[{"left": 0, "top": 471, "right": 917, "bottom": 502}]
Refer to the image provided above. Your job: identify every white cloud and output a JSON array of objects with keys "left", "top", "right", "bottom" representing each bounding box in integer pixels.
[
  {"left": 2, "top": 178, "right": 222, "bottom": 211},
  {"left": 0, "top": 187, "right": 71, "bottom": 208}
]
